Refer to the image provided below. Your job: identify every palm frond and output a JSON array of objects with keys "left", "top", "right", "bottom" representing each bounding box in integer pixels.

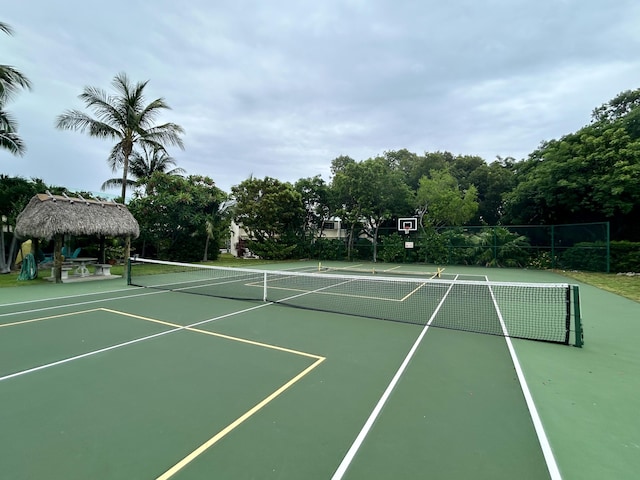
[
  {"left": 144, "top": 123, "right": 186, "bottom": 149},
  {"left": 107, "top": 142, "right": 126, "bottom": 172},
  {"left": 0, "top": 130, "right": 25, "bottom": 155},
  {"left": 58, "top": 72, "right": 185, "bottom": 200},
  {"left": 0, "top": 22, "right": 14, "bottom": 35},
  {"left": 0, "top": 64, "right": 33, "bottom": 101},
  {"left": 100, "top": 177, "right": 136, "bottom": 191},
  {"left": 55, "top": 109, "right": 118, "bottom": 139}
]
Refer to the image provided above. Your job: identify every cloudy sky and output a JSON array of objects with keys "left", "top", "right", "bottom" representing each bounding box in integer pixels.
[{"left": 2, "top": 0, "right": 640, "bottom": 197}]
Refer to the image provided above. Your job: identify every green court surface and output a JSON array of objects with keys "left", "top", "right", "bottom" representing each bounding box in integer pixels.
[{"left": 0, "top": 261, "right": 638, "bottom": 479}]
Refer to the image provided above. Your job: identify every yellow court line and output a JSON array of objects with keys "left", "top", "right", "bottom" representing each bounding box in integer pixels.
[
  {"left": 156, "top": 355, "right": 326, "bottom": 480},
  {"left": 99, "top": 308, "right": 183, "bottom": 329},
  {"left": 398, "top": 270, "right": 445, "bottom": 302},
  {"left": 0, "top": 308, "right": 103, "bottom": 328},
  {"left": 185, "top": 326, "right": 324, "bottom": 360},
  {"left": 97, "top": 308, "right": 328, "bottom": 479},
  {"left": 99, "top": 308, "right": 324, "bottom": 360},
  {"left": 400, "top": 283, "right": 427, "bottom": 302}
]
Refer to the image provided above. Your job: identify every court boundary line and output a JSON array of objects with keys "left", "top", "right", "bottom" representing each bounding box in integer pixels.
[
  {"left": 0, "top": 308, "right": 103, "bottom": 328},
  {"left": 1, "top": 271, "right": 354, "bottom": 384},
  {"left": 1, "top": 304, "right": 326, "bottom": 479},
  {"left": 0, "top": 264, "right": 320, "bottom": 313},
  {"left": 0, "top": 288, "right": 168, "bottom": 319},
  {"left": 0, "top": 302, "right": 275, "bottom": 383},
  {"left": 97, "top": 308, "right": 327, "bottom": 479},
  {"left": 157, "top": 356, "right": 325, "bottom": 479},
  {"left": 330, "top": 275, "right": 459, "bottom": 480},
  {"left": 100, "top": 308, "right": 323, "bottom": 360},
  {"left": 486, "top": 278, "right": 563, "bottom": 480}
]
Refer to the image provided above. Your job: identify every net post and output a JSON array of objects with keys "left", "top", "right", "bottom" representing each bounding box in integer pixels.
[
  {"left": 263, "top": 271, "right": 268, "bottom": 302},
  {"left": 126, "top": 257, "right": 132, "bottom": 285},
  {"left": 572, "top": 285, "right": 584, "bottom": 347}
]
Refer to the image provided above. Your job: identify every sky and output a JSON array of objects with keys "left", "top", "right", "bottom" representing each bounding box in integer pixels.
[{"left": 2, "top": 0, "right": 640, "bottom": 197}]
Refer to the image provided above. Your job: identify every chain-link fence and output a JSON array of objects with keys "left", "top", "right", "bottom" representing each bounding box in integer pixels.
[{"left": 310, "top": 222, "right": 615, "bottom": 272}]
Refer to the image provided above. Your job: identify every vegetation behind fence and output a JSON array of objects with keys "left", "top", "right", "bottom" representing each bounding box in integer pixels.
[{"left": 309, "top": 222, "right": 640, "bottom": 273}]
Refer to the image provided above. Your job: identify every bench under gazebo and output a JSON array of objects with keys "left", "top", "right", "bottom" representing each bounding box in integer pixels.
[{"left": 15, "top": 192, "right": 140, "bottom": 283}]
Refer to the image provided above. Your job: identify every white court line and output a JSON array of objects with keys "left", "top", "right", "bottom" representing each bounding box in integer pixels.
[
  {"left": 485, "top": 277, "right": 563, "bottom": 480},
  {"left": 0, "top": 302, "right": 273, "bottom": 383},
  {"left": 0, "top": 264, "right": 316, "bottom": 316},
  {"left": 0, "top": 289, "right": 168, "bottom": 319},
  {"left": 0, "top": 270, "right": 356, "bottom": 383},
  {"left": 0, "top": 286, "right": 135, "bottom": 308},
  {"left": 331, "top": 275, "right": 459, "bottom": 480}
]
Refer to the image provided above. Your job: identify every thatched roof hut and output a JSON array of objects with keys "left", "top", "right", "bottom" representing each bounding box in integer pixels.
[
  {"left": 15, "top": 192, "right": 139, "bottom": 283},
  {"left": 15, "top": 192, "right": 139, "bottom": 240}
]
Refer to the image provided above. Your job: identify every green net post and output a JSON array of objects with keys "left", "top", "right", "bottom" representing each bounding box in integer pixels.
[
  {"left": 572, "top": 285, "right": 583, "bottom": 347},
  {"left": 126, "top": 257, "right": 132, "bottom": 285}
]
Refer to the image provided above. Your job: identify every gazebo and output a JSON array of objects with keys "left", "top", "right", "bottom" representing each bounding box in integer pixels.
[{"left": 15, "top": 192, "right": 140, "bottom": 283}]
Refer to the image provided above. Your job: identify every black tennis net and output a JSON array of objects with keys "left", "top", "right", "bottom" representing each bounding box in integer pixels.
[{"left": 127, "top": 258, "right": 583, "bottom": 346}]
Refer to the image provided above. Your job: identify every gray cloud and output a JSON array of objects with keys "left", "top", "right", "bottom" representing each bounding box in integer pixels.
[{"left": 2, "top": 0, "right": 640, "bottom": 196}]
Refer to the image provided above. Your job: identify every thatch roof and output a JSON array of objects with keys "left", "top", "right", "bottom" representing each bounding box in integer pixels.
[{"left": 15, "top": 193, "right": 140, "bottom": 240}]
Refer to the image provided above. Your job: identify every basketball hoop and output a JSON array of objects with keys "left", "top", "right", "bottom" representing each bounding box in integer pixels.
[{"left": 398, "top": 217, "right": 417, "bottom": 235}]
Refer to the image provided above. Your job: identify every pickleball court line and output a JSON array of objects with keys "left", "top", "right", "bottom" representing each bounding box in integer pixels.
[
  {"left": 0, "top": 302, "right": 275, "bottom": 383},
  {"left": 331, "top": 275, "right": 459, "bottom": 480},
  {"left": 0, "top": 264, "right": 319, "bottom": 313},
  {"left": 0, "top": 274, "right": 355, "bottom": 385},
  {"left": 156, "top": 356, "right": 326, "bottom": 480},
  {"left": 100, "top": 307, "right": 324, "bottom": 360}
]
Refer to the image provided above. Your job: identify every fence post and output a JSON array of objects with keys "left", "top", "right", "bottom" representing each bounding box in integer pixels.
[
  {"left": 551, "top": 225, "right": 555, "bottom": 269},
  {"left": 606, "top": 222, "right": 610, "bottom": 273}
]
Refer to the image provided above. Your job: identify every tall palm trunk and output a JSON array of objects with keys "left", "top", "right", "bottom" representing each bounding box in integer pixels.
[{"left": 120, "top": 140, "right": 133, "bottom": 201}]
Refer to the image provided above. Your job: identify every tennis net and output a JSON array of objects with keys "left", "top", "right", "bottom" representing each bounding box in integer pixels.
[{"left": 127, "top": 258, "right": 583, "bottom": 347}]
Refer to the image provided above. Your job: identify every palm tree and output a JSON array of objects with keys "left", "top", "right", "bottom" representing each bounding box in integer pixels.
[
  {"left": 1, "top": 21, "right": 32, "bottom": 156},
  {"left": 56, "top": 72, "right": 185, "bottom": 201},
  {"left": 101, "top": 144, "right": 186, "bottom": 195}
]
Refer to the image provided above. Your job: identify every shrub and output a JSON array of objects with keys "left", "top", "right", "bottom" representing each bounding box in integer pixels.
[
  {"left": 380, "top": 233, "right": 405, "bottom": 263},
  {"left": 610, "top": 241, "right": 640, "bottom": 272}
]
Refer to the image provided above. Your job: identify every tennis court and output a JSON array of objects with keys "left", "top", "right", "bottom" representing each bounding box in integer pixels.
[{"left": 0, "top": 260, "right": 637, "bottom": 479}]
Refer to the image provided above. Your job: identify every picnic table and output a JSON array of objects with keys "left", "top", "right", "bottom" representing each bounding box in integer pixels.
[{"left": 68, "top": 257, "right": 98, "bottom": 277}]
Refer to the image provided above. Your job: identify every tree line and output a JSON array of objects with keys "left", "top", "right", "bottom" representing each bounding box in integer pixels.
[{"left": 2, "top": 21, "right": 639, "bottom": 267}]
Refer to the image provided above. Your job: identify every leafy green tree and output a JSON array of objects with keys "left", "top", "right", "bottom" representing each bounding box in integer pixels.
[
  {"left": 1, "top": 22, "right": 32, "bottom": 156},
  {"left": 0, "top": 176, "right": 50, "bottom": 272},
  {"left": 416, "top": 169, "right": 479, "bottom": 228},
  {"left": 591, "top": 88, "right": 640, "bottom": 123},
  {"left": 330, "top": 156, "right": 365, "bottom": 260},
  {"left": 128, "top": 173, "right": 227, "bottom": 261},
  {"left": 331, "top": 156, "right": 414, "bottom": 262},
  {"left": 56, "top": 72, "right": 185, "bottom": 202},
  {"left": 467, "top": 157, "right": 516, "bottom": 224},
  {"left": 231, "top": 176, "right": 305, "bottom": 260},
  {"left": 101, "top": 145, "right": 185, "bottom": 195},
  {"left": 397, "top": 151, "right": 454, "bottom": 191},
  {"left": 449, "top": 155, "right": 486, "bottom": 190},
  {"left": 294, "top": 175, "right": 334, "bottom": 242},
  {"left": 503, "top": 90, "right": 640, "bottom": 239},
  {"left": 506, "top": 93, "right": 640, "bottom": 238}
]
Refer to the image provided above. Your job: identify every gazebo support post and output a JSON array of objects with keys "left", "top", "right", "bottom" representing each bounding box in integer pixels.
[
  {"left": 32, "top": 238, "right": 40, "bottom": 278},
  {"left": 124, "top": 235, "right": 131, "bottom": 263},
  {"left": 53, "top": 234, "right": 63, "bottom": 284},
  {"left": 99, "top": 235, "right": 106, "bottom": 264}
]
